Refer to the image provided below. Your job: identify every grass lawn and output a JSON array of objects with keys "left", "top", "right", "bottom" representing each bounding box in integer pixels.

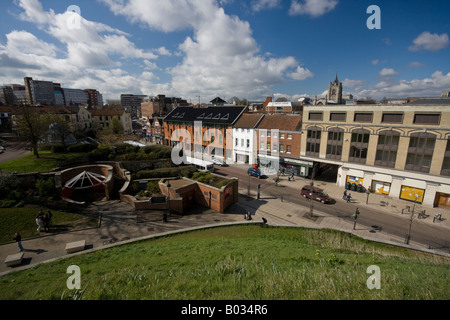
[
  {"left": 0, "top": 151, "right": 85, "bottom": 173},
  {"left": 0, "top": 207, "right": 99, "bottom": 244},
  {"left": 0, "top": 225, "right": 448, "bottom": 300}
]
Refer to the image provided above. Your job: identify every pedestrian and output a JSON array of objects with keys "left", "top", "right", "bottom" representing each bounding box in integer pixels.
[
  {"left": 13, "top": 232, "right": 23, "bottom": 252},
  {"left": 36, "top": 215, "right": 43, "bottom": 232},
  {"left": 42, "top": 214, "right": 49, "bottom": 232},
  {"left": 346, "top": 193, "right": 351, "bottom": 203},
  {"left": 46, "top": 210, "right": 53, "bottom": 227},
  {"left": 343, "top": 189, "right": 347, "bottom": 200}
]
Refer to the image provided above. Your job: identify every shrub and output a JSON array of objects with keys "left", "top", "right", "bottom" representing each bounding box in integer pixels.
[
  {"left": 50, "top": 144, "right": 66, "bottom": 153},
  {"left": 0, "top": 199, "right": 16, "bottom": 208},
  {"left": 192, "top": 172, "right": 217, "bottom": 184},
  {"left": 67, "top": 144, "right": 97, "bottom": 153},
  {"left": 146, "top": 181, "right": 161, "bottom": 194},
  {"left": 35, "top": 177, "right": 56, "bottom": 197}
]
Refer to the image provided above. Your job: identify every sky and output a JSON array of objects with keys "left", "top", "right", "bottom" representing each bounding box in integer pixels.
[{"left": 0, "top": 0, "right": 449, "bottom": 103}]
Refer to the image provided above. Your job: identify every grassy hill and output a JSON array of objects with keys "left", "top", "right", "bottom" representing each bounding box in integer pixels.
[{"left": 1, "top": 225, "right": 449, "bottom": 300}]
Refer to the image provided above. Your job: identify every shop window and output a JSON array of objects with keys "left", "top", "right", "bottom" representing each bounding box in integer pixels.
[{"left": 306, "top": 127, "right": 321, "bottom": 157}]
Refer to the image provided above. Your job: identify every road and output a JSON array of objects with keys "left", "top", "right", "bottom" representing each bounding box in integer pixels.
[{"left": 215, "top": 164, "right": 450, "bottom": 254}]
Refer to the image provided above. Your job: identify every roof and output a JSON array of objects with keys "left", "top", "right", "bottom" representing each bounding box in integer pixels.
[
  {"left": 210, "top": 97, "right": 227, "bottom": 104},
  {"left": 89, "top": 109, "right": 125, "bottom": 116},
  {"left": 408, "top": 97, "right": 450, "bottom": 106},
  {"left": 164, "top": 106, "right": 247, "bottom": 125},
  {"left": 233, "top": 113, "right": 265, "bottom": 128},
  {"left": 256, "top": 114, "right": 302, "bottom": 131}
]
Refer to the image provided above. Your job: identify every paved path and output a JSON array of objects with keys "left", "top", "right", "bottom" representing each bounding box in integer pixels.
[{"left": 1, "top": 169, "right": 450, "bottom": 276}]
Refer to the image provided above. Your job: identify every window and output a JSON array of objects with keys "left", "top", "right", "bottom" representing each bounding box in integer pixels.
[
  {"left": 306, "top": 127, "right": 321, "bottom": 157},
  {"left": 241, "top": 139, "right": 244, "bottom": 147},
  {"left": 441, "top": 138, "right": 450, "bottom": 176},
  {"left": 413, "top": 113, "right": 440, "bottom": 125},
  {"left": 260, "top": 131, "right": 265, "bottom": 137},
  {"left": 287, "top": 134, "right": 293, "bottom": 140},
  {"left": 286, "top": 145, "right": 291, "bottom": 153},
  {"left": 260, "top": 142, "right": 265, "bottom": 150},
  {"left": 326, "top": 128, "right": 344, "bottom": 160},
  {"left": 267, "top": 143, "right": 271, "bottom": 150},
  {"left": 330, "top": 113, "right": 346, "bottom": 122},
  {"left": 235, "top": 138, "right": 238, "bottom": 147},
  {"left": 375, "top": 130, "right": 400, "bottom": 168},
  {"left": 406, "top": 132, "right": 436, "bottom": 173},
  {"left": 354, "top": 113, "right": 373, "bottom": 123},
  {"left": 382, "top": 113, "right": 403, "bottom": 124},
  {"left": 308, "top": 112, "right": 323, "bottom": 121},
  {"left": 267, "top": 131, "right": 271, "bottom": 138},
  {"left": 246, "top": 139, "right": 250, "bottom": 148},
  {"left": 349, "top": 129, "right": 370, "bottom": 164},
  {"left": 273, "top": 144, "right": 278, "bottom": 152},
  {"left": 280, "top": 145, "right": 284, "bottom": 153},
  {"left": 280, "top": 133, "right": 285, "bottom": 139}
]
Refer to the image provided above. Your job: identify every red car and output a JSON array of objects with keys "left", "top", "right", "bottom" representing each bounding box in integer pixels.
[{"left": 300, "top": 185, "right": 332, "bottom": 204}]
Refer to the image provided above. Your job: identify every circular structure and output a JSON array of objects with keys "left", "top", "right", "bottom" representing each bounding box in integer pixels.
[{"left": 58, "top": 164, "right": 114, "bottom": 203}]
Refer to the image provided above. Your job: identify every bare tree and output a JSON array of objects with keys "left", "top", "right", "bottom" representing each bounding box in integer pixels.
[{"left": 14, "top": 105, "right": 49, "bottom": 158}]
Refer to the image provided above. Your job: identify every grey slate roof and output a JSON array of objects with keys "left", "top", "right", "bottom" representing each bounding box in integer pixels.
[
  {"left": 164, "top": 106, "right": 247, "bottom": 125},
  {"left": 408, "top": 98, "right": 450, "bottom": 105}
]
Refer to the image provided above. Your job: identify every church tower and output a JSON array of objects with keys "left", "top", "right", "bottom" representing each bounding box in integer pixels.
[{"left": 327, "top": 74, "right": 343, "bottom": 104}]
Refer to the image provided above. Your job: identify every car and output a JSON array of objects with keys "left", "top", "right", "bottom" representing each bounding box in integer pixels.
[
  {"left": 211, "top": 158, "right": 228, "bottom": 167},
  {"left": 300, "top": 185, "right": 332, "bottom": 204},
  {"left": 248, "top": 168, "right": 263, "bottom": 178}
]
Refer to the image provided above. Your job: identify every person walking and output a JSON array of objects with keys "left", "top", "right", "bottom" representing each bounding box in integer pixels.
[
  {"left": 36, "top": 215, "right": 43, "bottom": 232},
  {"left": 343, "top": 189, "right": 347, "bottom": 200},
  {"left": 13, "top": 232, "right": 23, "bottom": 252},
  {"left": 46, "top": 210, "right": 53, "bottom": 227},
  {"left": 346, "top": 193, "right": 352, "bottom": 203}
]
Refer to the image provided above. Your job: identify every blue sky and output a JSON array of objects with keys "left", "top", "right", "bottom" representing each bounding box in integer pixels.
[{"left": 1, "top": 0, "right": 449, "bottom": 103}]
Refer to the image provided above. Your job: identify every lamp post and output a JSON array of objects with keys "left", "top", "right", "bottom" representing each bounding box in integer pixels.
[
  {"left": 406, "top": 193, "right": 419, "bottom": 245},
  {"left": 309, "top": 193, "right": 314, "bottom": 218}
]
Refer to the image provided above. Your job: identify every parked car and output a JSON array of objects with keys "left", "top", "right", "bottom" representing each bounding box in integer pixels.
[
  {"left": 300, "top": 185, "right": 332, "bottom": 204},
  {"left": 248, "top": 168, "right": 263, "bottom": 178},
  {"left": 211, "top": 157, "right": 228, "bottom": 167}
]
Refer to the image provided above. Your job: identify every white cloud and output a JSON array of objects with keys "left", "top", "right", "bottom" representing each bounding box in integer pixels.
[
  {"left": 101, "top": 0, "right": 308, "bottom": 100},
  {"left": 372, "top": 59, "right": 379, "bottom": 65},
  {"left": 409, "top": 31, "right": 449, "bottom": 52},
  {"left": 353, "top": 71, "right": 450, "bottom": 100},
  {"left": 289, "top": 0, "right": 338, "bottom": 17},
  {"left": 379, "top": 68, "right": 398, "bottom": 76},
  {"left": 288, "top": 66, "right": 314, "bottom": 80},
  {"left": 2, "top": 0, "right": 168, "bottom": 100},
  {"left": 342, "top": 79, "right": 365, "bottom": 90},
  {"left": 251, "top": 0, "right": 282, "bottom": 12}
]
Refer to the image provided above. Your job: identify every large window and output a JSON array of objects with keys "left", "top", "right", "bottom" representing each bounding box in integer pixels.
[
  {"left": 349, "top": 129, "right": 370, "bottom": 164},
  {"left": 354, "top": 113, "right": 373, "bottom": 123},
  {"left": 441, "top": 138, "right": 450, "bottom": 176},
  {"left": 326, "top": 128, "right": 344, "bottom": 160},
  {"left": 308, "top": 112, "right": 323, "bottom": 121},
  {"left": 375, "top": 130, "right": 400, "bottom": 168},
  {"left": 405, "top": 132, "right": 436, "bottom": 173},
  {"left": 330, "top": 113, "right": 346, "bottom": 122},
  {"left": 306, "top": 127, "right": 321, "bottom": 157},
  {"left": 413, "top": 113, "right": 440, "bottom": 125},
  {"left": 382, "top": 113, "right": 403, "bottom": 124}
]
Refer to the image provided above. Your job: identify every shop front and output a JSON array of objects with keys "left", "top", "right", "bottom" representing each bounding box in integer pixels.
[{"left": 279, "top": 157, "right": 314, "bottom": 177}]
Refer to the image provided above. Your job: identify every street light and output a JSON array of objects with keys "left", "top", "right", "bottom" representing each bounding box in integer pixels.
[
  {"left": 406, "top": 193, "right": 419, "bottom": 245},
  {"left": 309, "top": 193, "right": 314, "bottom": 218}
]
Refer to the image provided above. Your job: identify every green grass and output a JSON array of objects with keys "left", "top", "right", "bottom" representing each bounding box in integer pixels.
[
  {"left": 0, "top": 208, "right": 98, "bottom": 243},
  {"left": 1, "top": 225, "right": 448, "bottom": 300},
  {"left": 0, "top": 151, "right": 86, "bottom": 173}
]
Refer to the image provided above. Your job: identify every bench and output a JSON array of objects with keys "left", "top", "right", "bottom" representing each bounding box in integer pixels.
[
  {"left": 4, "top": 252, "right": 24, "bottom": 267},
  {"left": 65, "top": 240, "right": 86, "bottom": 254}
]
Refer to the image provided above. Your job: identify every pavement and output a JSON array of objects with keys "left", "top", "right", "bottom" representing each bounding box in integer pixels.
[{"left": 1, "top": 165, "right": 450, "bottom": 276}]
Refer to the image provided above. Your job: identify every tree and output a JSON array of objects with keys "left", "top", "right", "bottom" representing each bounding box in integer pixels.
[
  {"left": 46, "top": 110, "right": 73, "bottom": 151},
  {"left": 111, "top": 116, "right": 123, "bottom": 134},
  {"left": 14, "top": 105, "right": 49, "bottom": 158}
]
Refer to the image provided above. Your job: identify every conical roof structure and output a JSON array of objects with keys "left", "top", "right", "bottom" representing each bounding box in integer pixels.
[{"left": 64, "top": 171, "right": 107, "bottom": 189}]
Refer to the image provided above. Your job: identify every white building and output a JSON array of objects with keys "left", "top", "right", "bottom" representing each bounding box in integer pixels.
[{"left": 232, "top": 113, "right": 264, "bottom": 165}]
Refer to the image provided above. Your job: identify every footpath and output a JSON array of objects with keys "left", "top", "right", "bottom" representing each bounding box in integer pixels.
[{"left": 1, "top": 170, "right": 450, "bottom": 276}]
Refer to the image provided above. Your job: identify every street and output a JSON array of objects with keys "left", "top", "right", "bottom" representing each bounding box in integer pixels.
[{"left": 214, "top": 164, "right": 450, "bottom": 254}]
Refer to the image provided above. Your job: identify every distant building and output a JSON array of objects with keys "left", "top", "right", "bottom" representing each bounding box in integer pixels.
[
  {"left": 314, "top": 74, "right": 343, "bottom": 105},
  {"left": 85, "top": 89, "right": 103, "bottom": 109},
  {"left": 141, "top": 94, "right": 188, "bottom": 119},
  {"left": 24, "top": 77, "right": 56, "bottom": 105},
  {"left": 63, "top": 88, "right": 89, "bottom": 106},
  {"left": 265, "top": 101, "right": 302, "bottom": 113},
  {"left": 121, "top": 94, "right": 147, "bottom": 118},
  {"left": 442, "top": 91, "right": 450, "bottom": 98},
  {"left": 89, "top": 109, "right": 133, "bottom": 134}
]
